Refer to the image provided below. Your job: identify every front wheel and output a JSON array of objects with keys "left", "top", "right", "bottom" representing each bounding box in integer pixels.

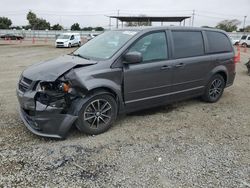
[
  {"left": 76, "top": 94, "right": 117, "bottom": 135},
  {"left": 202, "top": 74, "right": 225, "bottom": 103},
  {"left": 68, "top": 43, "right": 71, "bottom": 48}
]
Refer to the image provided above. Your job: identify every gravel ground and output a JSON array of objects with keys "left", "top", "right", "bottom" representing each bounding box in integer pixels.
[{"left": 0, "top": 41, "right": 249, "bottom": 187}]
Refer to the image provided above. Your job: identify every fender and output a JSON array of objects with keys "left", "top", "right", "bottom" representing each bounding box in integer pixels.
[
  {"left": 65, "top": 68, "right": 125, "bottom": 113},
  {"left": 82, "top": 79, "right": 125, "bottom": 113},
  {"left": 206, "top": 65, "right": 228, "bottom": 85},
  {"left": 68, "top": 89, "right": 124, "bottom": 117}
]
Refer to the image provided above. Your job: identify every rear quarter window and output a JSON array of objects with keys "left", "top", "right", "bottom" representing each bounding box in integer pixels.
[
  {"left": 206, "top": 31, "right": 232, "bottom": 54},
  {"left": 172, "top": 31, "right": 205, "bottom": 59}
]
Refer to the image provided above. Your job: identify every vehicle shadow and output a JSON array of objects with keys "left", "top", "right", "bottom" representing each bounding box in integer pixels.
[
  {"left": 127, "top": 104, "right": 177, "bottom": 116},
  {"left": 39, "top": 98, "right": 201, "bottom": 141}
]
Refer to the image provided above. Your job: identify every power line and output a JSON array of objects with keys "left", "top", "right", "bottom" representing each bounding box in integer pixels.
[
  {"left": 196, "top": 14, "right": 229, "bottom": 20},
  {"left": 197, "top": 10, "right": 246, "bottom": 18}
]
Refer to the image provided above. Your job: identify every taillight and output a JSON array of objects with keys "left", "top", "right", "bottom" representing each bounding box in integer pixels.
[{"left": 233, "top": 51, "right": 240, "bottom": 64}]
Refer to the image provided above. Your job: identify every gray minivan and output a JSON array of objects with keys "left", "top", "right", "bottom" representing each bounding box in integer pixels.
[{"left": 17, "top": 27, "right": 236, "bottom": 138}]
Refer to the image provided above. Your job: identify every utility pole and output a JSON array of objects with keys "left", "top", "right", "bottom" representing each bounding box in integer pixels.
[
  {"left": 116, "top": 9, "right": 120, "bottom": 29},
  {"left": 109, "top": 17, "right": 111, "bottom": 30},
  {"left": 243, "top": 16, "right": 247, "bottom": 33},
  {"left": 192, "top": 10, "right": 195, "bottom": 27}
]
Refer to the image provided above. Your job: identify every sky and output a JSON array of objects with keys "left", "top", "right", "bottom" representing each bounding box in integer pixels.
[{"left": 0, "top": 0, "right": 250, "bottom": 29}]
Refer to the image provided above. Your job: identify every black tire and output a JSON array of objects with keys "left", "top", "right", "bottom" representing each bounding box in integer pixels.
[
  {"left": 202, "top": 74, "right": 225, "bottom": 103},
  {"left": 68, "top": 43, "right": 71, "bottom": 48},
  {"left": 78, "top": 42, "right": 81, "bottom": 47},
  {"left": 242, "top": 43, "right": 247, "bottom": 48},
  {"left": 76, "top": 94, "right": 117, "bottom": 135}
]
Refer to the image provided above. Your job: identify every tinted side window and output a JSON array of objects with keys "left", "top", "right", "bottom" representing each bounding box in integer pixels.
[
  {"left": 172, "top": 31, "right": 204, "bottom": 58},
  {"left": 241, "top": 35, "right": 247, "bottom": 40},
  {"left": 128, "top": 32, "right": 168, "bottom": 62},
  {"left": 206, "top": 31, "right": 232, "bottom": 53},
  {"left": 247, "top": 37, "right": 250, "bottom": 40}
]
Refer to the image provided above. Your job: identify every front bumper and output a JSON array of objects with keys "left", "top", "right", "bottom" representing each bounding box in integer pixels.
[
  {"left": 55, "top": 42, "right": 68, "bottom": 47},
  {"left": 17, "top": 90, "right": 78, "bottom": 138}
]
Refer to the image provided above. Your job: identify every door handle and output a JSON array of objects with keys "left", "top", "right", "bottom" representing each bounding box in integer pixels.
[
  {"left": 175, "top": 63, "right": 185, "bottom": 68},
  {"left": 161, "top": 65, "right": 171, "bottom": 70}
]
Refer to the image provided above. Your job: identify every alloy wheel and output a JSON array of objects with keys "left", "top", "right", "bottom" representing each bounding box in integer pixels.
[
  {"left": 83, "top": 99, "right": 112, "bottom": 129},
  {"left": 209, "top": 79, "right": 223, "bottom": 100}
]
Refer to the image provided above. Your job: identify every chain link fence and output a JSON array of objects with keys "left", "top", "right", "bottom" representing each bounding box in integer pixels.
[
  {"left": 0, "top": 29, "right": 249, "bottom": 40},
  {"left": 0, "top": 29, "right": 103, "bottom": 39}
]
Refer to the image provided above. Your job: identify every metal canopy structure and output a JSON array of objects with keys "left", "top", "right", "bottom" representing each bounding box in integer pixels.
[
  {"left": 109, "top": 16, "right": 191, "bottom": 28},
  {"left": 110, "top": 16, "right": 190, "bottom": 22}
]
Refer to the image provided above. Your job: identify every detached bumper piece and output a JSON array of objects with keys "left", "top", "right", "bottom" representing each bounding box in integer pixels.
[{"left": 19, "top": 102, "right": 77, "bottom": 138}]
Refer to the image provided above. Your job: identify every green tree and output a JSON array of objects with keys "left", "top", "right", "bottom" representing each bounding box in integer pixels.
[
  {"left": 244, "top": 25, "right": 250, "bottom": 32},
  {"left": 201, "top": 26, "right": 214, "bottom": 28},
  {"left": 51, "top": 23, "right": 63, "bottom": 30},
  {"left": 94, "top": 27, "right": 104, "bottom": 31},
  {"left": 82, "top": 27, "right": 93, "bottom": 31},
  {"left": 26, "top": 11, "right": 50, "bottom": 30},
  {"left": 71, "top": 23, "right": 80, "bottom": 31},
  {"left": 0, "top": 17, "right": 12, "bottom": 29},
  {"left": 126, "top": 14, "right": 151, "bottom": 27},
  {"left": 27, "top": 11, "right": 37, "bottom": 28},
  {"left": 216, "top": 19, "right": 241, "bottom": 32},
  {"left": 10, "top": 26, "right": 22, "bottom": 30}
]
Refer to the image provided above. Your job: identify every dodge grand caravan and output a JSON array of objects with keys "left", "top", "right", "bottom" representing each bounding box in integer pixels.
[{"left": 17, "top": 27, "right": 236, "bottom": 138}]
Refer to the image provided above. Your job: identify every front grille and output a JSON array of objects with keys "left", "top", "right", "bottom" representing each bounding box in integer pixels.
[
  {"left": 19, "top": 76, "right": 33, "bottom": 92},
  {"left": 57, "top": 42, "right": 64, "bottom": 44}
]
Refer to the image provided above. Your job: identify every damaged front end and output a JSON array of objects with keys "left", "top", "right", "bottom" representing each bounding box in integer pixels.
[
  {"left": 16, "top": 55, "right": 98, "bottom": 138},
  {"left": 17, "top": 76, "right": 80, "bottom": 138}
]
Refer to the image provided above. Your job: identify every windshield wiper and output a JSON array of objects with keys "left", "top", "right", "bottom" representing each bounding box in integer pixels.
[{"left": 72, "top": 53, "right": 90, "bottom": 60}]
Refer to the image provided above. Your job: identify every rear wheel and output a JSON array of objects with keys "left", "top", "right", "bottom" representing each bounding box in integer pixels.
[
  {"left": 202, "top": 74, "right": 225, "bottom": 103},
  {"left": 76, "top": 94, "right": 117, "bottom": 135},
  {"left": 242, "top": 43, "right": 247, "bottom": 48}
]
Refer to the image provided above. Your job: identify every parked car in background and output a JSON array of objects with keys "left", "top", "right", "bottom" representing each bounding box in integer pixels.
[
  {"left": 17, "top": 27, "right": 236, "bottom": 138},
  {"left": 0, "top": 34, "right": 24, "bottom": 40},
  {"left": 55, "top": 33, "right": 81, "bottom": 48},
  {"left": 239, "top": 34, "right": 250, "bottom": 47},
  {"left": 230, "top": 36, "right": 240, "bottom": 45},
  {"left": 86, "top": 33, "right": 99, "bottom": 41}
]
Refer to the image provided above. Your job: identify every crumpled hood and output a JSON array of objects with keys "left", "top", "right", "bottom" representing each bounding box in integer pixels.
[{"left": 22, "top": 55, "right": 97, "bottom": 81}]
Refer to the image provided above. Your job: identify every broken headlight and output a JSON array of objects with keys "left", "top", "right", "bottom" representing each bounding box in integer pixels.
[
  {"left": 38, "top": 81, "right": 71, "bottom": 93},
  {"left": 35, "top": 81, "right": 71, "bottom": 107}
]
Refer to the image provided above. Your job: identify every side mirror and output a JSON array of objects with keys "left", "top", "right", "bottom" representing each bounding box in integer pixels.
[{"left": 123, "top": 51, "right": 142, "bottom": 64}]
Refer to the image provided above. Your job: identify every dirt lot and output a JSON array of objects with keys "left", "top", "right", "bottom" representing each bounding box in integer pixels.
[{"left": 0, "top": 41, "right": 249, "bottom": 187}]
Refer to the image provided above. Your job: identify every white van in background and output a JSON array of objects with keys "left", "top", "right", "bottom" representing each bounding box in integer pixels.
[
  {"left": 239, "top": 35, "right": 250, "bottom": 47},
  {"left": 86, "top": 33, "right": 99, "bottom": 41},
  {"left": 55, "top": 33, "right": 81, "bottom": 48}
]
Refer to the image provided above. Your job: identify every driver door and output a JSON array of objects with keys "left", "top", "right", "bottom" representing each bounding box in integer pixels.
[{"left": 123, "top": 31, "right": 174, "bottom": 111}]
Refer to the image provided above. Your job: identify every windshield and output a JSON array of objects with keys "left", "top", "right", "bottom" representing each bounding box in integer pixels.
[
  {"left": 73, "top": 30, "right": 138, "bottom": 60},
  {"left": 58, "top": 35, "right": 70, "bottom": 39}
]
